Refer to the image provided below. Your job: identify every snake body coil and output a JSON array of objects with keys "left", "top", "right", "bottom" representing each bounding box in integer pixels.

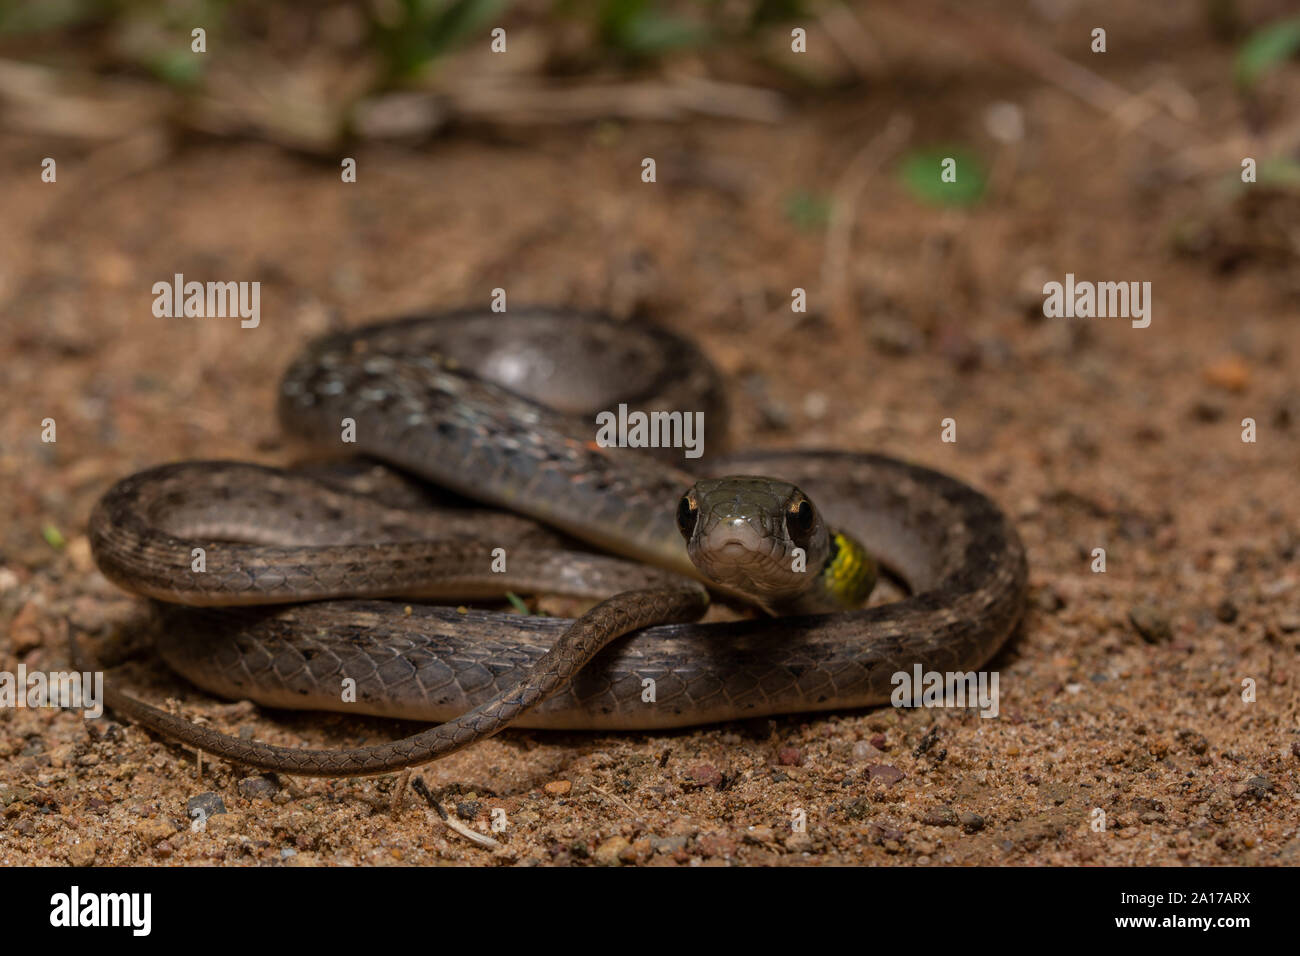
[{"left": 88, "top": 309, "right": 1027, "bottom": 775}]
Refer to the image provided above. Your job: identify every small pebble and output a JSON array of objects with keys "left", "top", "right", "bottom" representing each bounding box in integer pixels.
[
  {"left": 594, "top": 835, "right": 630, "bottom": 866},
  {"left": 1129, "top": 605, "right": 1172, "bottom": 643},
  {"left": 851, "top": 740, "right": 884, "bottom": 763},
  {"left": 1202, "top": 356, "right": 1250, "bottom": 392},
  {"left": 8, "top": 602, "right": 48, "bottom": 654},
  {"left": 697, "top": 832, "right": 737, "bottom": 858},
  {"left": 1214, "top": 599, "right": 1238, "bottom": 623},
  {"left": 921, "top": 807, "right": 958, "bottom": 827},
  {"left": 187, "top": 792, "right": 227, "bottom": 820},
  {"left": 650, "top": 835, "right": 687, "bottom": 854},
  {"left": 237, "top": 775, "right": 280, "bottom": 801},
  {"left": 135, "top": 818, "right": 177, "bottom": 846},
  {"left": 686, "top": 763, "right": 725, "bottom": 789},
  {"left": 543, "top": 780, "right": 572, "bottom": 797},
  {"left": 865, "top": 764, "right": 905, "bottom": 786},
  {"left": 784, "top": 832, "right": 814, "bottom": 853},
  {"left": 1243, "top": 775, "right": 1274, "bottom": 798},
  {"left": 67, "top": 840, "right": 97, "bottom": 866}
]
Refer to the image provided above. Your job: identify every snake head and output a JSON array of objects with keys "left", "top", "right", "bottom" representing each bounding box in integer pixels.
[{"left": 676, "top": 476, "right": 831, "bottom": 605}]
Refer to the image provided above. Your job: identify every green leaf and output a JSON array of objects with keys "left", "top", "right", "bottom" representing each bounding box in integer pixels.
[
  {"left": 375, "top": 0, "right": 512, "bottom": 80},
  {"left": 1256, "top": 157, "right": 1300, "bottom": 188},
  {"left": 599, "top": 0, "right": 705, "bottom": 56},
  {"left": 1235, "top": 17, "right": 1300, "bottom": 89},
  {"left": 42, "top": 525, "right": 67, "bottom": 550},
  {"left": 783, "top": 190, "right": 830, "bottom": 230},
  {"left": 505, "top": 591, "right": 531, "bottom": 615},
  {"left": 1222, "top": 157, "right": 1300, "bottom": 195},
  {"left": 425, "top": 0, "right": 511, "bottom": 57},
  {"left": 899, "top": 148, "right": 986, "bottom": 207}
]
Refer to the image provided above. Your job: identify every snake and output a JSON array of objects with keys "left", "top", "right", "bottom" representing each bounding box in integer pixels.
[{"left": 86, "top": 308, "right": 1027, "bottom": 778}]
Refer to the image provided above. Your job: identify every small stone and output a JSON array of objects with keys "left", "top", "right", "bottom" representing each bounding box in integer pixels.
[
  {"left": 8, "top": 602, "right": 47, "bottom": 654},
  {"left": 594, "top": 836, "right": 630, "bottom": 866},
  {"left": 543, "top": 780, "right": 572, "bottom": 797},
  {"left": 67, "top": 840, "right": 97, "bottom": 866},
  {"left": 784, "top": 832, "right": 814, "bottom": 853},
  {"left": 920, "top": 807, "right": 959, "bottom": 827},
  {"left": 844, "top": 798, "right": 874, "bottom": 821},
  {"left": 801, "top": 392, "right": 829, "bottom": 421},
  {"left": 237, "top": 774, "right": 280, "bottom": 801},
  {"left": 777, "top": 747, "right": 803, "bottom": 767},
  {"left": 1202, "top": 356, "right": 1250, "bottom": 392},
  {"left": 697, "top": 832, "right": 737, "bottom": 859},
  {"left": 187, "top": 792, "right": 227, "bottom": 822},
  {"left": 869, "top": 734, "right": 887, "bottom": 750},
  {"left": 958, "top": 812, "right": 985, "bottom": 832},
  {"left": 744, "top": 826, "right": 776, "bottom": 845},
  {"left": 1129, "top": 605, "right": 1172, "bottom": 643},
  {"left": 1276, "top": 614, "right": 1300, "bottom": 634},
  {"left": 650, "top": 835, "right": 687, "bottom": 854},
  {"left": 1243, "top": 775, "right": 1274, "bottom": 799},
  {"left": 135, "top": 818, "right": 177, "bottom": 846},
  {"left": 455, "top": 800, "right": 482, "bottom": 821},
  {"left": 1214, "top": 599, "right": 1238, "bottom": 623},
  {"left": 851, "top": 740, "right": 884, "bottom": 763},
  {"left": 686, "top": 763, "right": 724, "bottom": 789},
  {"left": 206, "top": 811, "right": 243, "bottom": 836},
  {"left": 865, "top": 764, "right": 905, "bottom": 786},
  {"left": 0, "top": 787, "right": 33, "bottom": 808},
  {"left": 65, "top": 536, "right": 95, "bottom": 574}
]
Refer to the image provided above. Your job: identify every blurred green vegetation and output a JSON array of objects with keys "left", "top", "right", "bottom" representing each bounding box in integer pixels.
[
  {"left": 373, "top": 0, "right": 512, "bottom": 81},
  {"left": 0, "top": 0, "right": 812, "bottom": 86},
  {"left": 1234, "top": 16, "right": 1300, "bottom": 89},
  {"left": 899, "top": 148, "right": 986, "bottom": 207}
]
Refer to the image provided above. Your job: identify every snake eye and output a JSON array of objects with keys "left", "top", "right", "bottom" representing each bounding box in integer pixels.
[
  {"left": 786, "top": 495, "right": 815, "bottom": 546},
  {"left": 676, "top": 494, "right": 699, "bottom": 540}
]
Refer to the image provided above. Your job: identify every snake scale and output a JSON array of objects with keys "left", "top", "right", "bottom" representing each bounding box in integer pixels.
[{"left": 87, "top": 309, "right": 1027, "bottom": 777}]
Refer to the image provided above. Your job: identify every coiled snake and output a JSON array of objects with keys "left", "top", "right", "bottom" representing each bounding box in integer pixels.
[{"left": 87, "top": 309, "right": 1027, "bottom": 777}]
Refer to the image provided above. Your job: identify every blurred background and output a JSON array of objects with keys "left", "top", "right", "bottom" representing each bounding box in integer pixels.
[{"left": 1, "top": 1, "right": 1299, "bottom": 866}]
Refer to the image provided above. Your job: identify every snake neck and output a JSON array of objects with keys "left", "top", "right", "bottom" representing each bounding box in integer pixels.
[{"left": 788, "top": 529, "right": 877, "bottom": 614}]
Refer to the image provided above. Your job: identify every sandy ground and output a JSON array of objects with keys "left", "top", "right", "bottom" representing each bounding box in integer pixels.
[{"left": 1, "top": 5, "right": 1298, "bottom": 866}]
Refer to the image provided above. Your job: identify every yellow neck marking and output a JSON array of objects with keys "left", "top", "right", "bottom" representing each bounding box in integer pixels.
[{"left": 821, "top": 531, "right": 878, "bottom": 609}]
